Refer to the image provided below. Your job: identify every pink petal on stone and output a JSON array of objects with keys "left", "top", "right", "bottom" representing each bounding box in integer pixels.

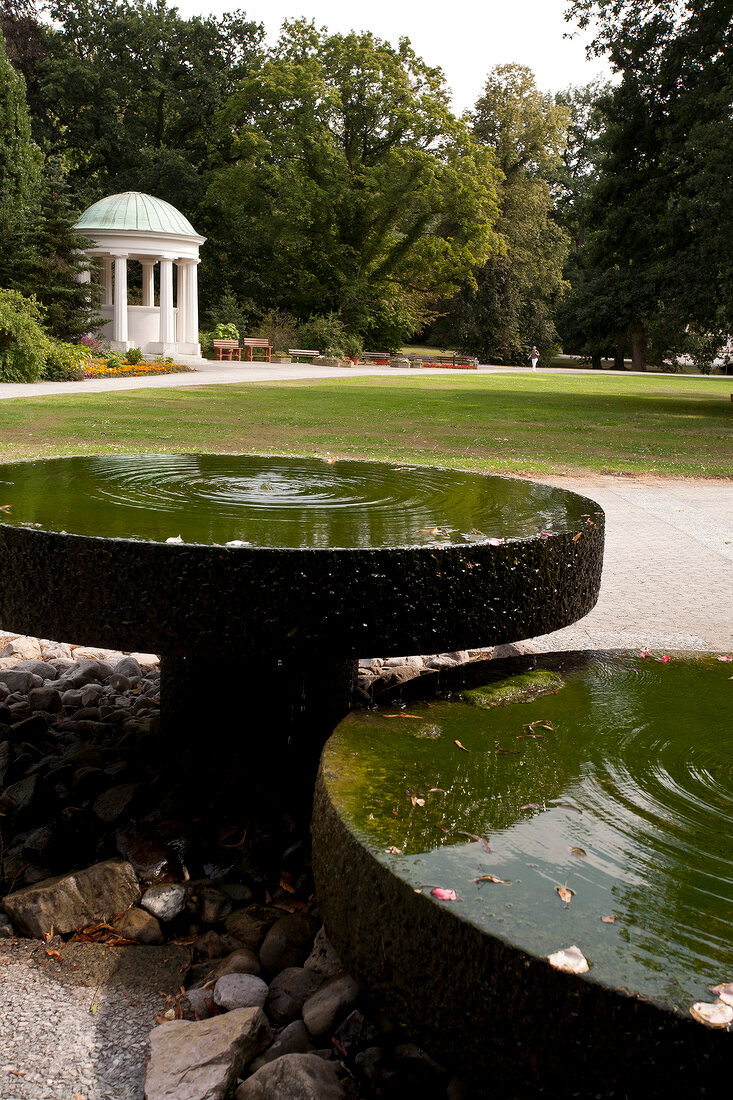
[
  {"left": 657, "top": 655, "right": 672, "bottom": 662},
  {"left": 431, "top": 887, "right": 457, "bottom": 901}
]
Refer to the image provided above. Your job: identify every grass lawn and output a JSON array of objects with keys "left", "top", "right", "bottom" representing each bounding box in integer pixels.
[{"left": 0, "top": 372, "right": 730, "bottom": 477}]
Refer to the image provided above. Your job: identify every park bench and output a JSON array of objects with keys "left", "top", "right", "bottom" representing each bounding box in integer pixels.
[
  {"left": 242, "top": 337, "right": 272, "bottom": 362},
  {"left": 408, "top": 353, "right": 478, "bottom": 368},
  {"left": 288, "top": 348, "right": 320, "bottom": 361},
  {"left": 362, "top": 351, "right": 392, "bottom": 364},
  {"left": 212, "top": 339, "right": 241, "bottom": 361}
]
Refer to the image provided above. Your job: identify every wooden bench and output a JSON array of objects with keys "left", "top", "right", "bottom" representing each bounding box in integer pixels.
[
  {"left": 242, "top": 337, "right": 272, "bottom": 362},
  {"left": 362, "top": 351, "right": 392, "bottom": 364},
  {"left": 408, "top": 353, "right": 478, "bottom": 367},
  {"left": 288, "top": 348, "right": 320, "bottom": 361},
  {"left": 212, "top": 339, "right": 241, "bottom": 361}
]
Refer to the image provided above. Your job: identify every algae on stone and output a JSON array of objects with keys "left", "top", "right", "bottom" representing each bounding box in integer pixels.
[{"left": 460, "top": 669, "right": 564, "bottom": 707}]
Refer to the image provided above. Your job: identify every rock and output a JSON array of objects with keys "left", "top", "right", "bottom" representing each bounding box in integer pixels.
[
  {"left": 144, "top": 1007, "right": 272, "bottom": 1100},
  {"left": 333, "top": 1009, "right": 379, "bottom": 1054},
  {"left": 113, "top": 906, "right": 164, "bottom": 944},
  {"left": 110, "top": 673, "right": 132, "bottom": 692},
  {"left": 179, "top": 986, "right": 217, "bottom": 1020},
  {"left": 0, "top": 637, "right": 43, "bottom": 660},
  {"left": 383, "top": 656, "right": 424, "bottom": 669},
  {"left": 142, "top": 884, "right": 186, "bottom": 922},
  {"left": 224, "top": 905, "right": 282, "bottom": 951},
  {"left": 9, "top": 714, "right": 49, "bottom": 746},
  {"left": 259, "top": 913, "right": 314, "bottom": 975},
  {"left": 0, "top": 739, "right": 11, "bottom": 784},
  {"left": 66, "top": 659, "right": 114, "bottom": 687},
  {"left": 304, "top": 927, "right": 344, "bottom": 978},
  {"left": 0, "top": 774, "right": 49, "bottom": 824},
  {"left": 302, "top": 973, "right": 360, "bottom": 1037},
  {"left": 213, "top": 973, "right": 269, "bottom": 1011},
  {"left": 235, "top": 1053, "right": 345, "bottom": 1099},
  {"left": 198, "top": 886, "right": 233, "bottom": 925},
  {"left": 114, "top": 656, "right": 143, "bottom": 683},
  {"left": 93, "top": 782, "right": 138, "bottom": 824},
  {"left": 3, "top": 859, "right": 139, "bottom": 939},
  {"left": 116, "top": 827, "right": 176, "bottom": 884},
  {"left": 41, "top": 642, "right": 74, "bottom": 661},
  {"left": 250, "top": 1020, "right": 313, "bottom": 1071},
  {"left": 214, "top": 948, "right": 261, "bottom": 979},
  {"left": 0, "top": 669, "right": 39, "bottom": 694},
  {"left": 80, "top": 683, "right": 105, "bottom": 707},
  {"left": 194, "top": 930, "right": 228, "bottom": 960},
  {"left": 13, "top": 659, "right": 58, "bottom": 680},
  {"left": 0, "top": 912, "right": 14, "bottom": 937},
  {"left": 492, "top": 641, "right": 537, "bottom": 659},
  {"left": 28, "top": 686, "right": 62, "bottom": 713},
  {"left": 265, "top": 966, "right": 323, "bottom": 1025}
]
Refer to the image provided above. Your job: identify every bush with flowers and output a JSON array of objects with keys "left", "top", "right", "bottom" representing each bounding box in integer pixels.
[{"left": 83, "top": 355, "right": 191, "bottom": 378}]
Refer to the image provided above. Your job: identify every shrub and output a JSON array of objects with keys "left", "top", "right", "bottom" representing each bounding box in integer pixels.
[
  {"left": 199, "top": 331, "right": 214, "bottom": 358},
  {"left": 254, "top": 309, "right": 299, "bottom": 351},
  {"left": 80, "top": 334, "right": 104, "bottom": 353},
  {"left": 0, "top": 289, "right": 49, "bottom": 382},
  {"left": 125, "top": 347, "right": 143, "bottom": 364},
  {"left": 214, "top": 322, "right": 239, "bottom": 341},
  {"left": 297, "top": 313, "right": 348, "bottom": 358},
  {"left": 105, "top": 352, "right": 124, "bottom": 370},
  {"left": 42, "top": 339, "right": 89, "bottom": 381}
]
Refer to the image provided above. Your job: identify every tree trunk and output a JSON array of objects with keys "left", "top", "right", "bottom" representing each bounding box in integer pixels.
[
  {"left": 591, "top": 351, "right": 603, "bottom": 370},
  {"left": 630, "top": 326, "right": 647, "bottom": 371},
  {"left": 614, "top": 333, "right": 627, "bottom": 370}
]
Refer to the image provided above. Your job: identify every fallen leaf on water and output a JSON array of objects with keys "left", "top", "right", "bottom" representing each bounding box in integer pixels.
[
  {"left": 709, "top": 982, "right": 733, "bottom": 1006},
  {"left": 417, "top": 527, "right": 440, "bottom": 536},
  {"left": 716, "top": 655, "right": 732, "bottom": 662},
  {"left": 556, "top": 885, "right": 574, "bottom": 905},
  {"left": 384, "top": 713, "right": 421, "bottom": 719},
  {"left": 569, "top": 846, "right": 586, "bottom": 858},
  {"left": 454, "top": 739, "right": 468, "bottom": 752},
  {"left": 657, "top": 655, "right": 672, "bottom": 662},
  {"left": 472, "top": 874, "right": 511, "bottom": 885},
  {"left": 409, "top": 795, "right": 425, "bottom": 807},
  {"left": 455, "top": 831, "right": 490, "bottom": 851},
  {"left": 487, "top": 537, "right": 503, "bottom": 546},
  {"left": 690, "top": 1001, "right": 733, "bottom": 1028},
  {"left": 428, "top": 787, "right": 447, "bottom": 793},
  {"left": 548, "top": 945, "right": 589, "bottom": 974},
  {"left": 601, "top": 916, "right": 616, "bottom": 924},
  {"left": 520, "top": 803, "right": 540, "bottom": 811},
  {"left": 528, "top": 720, "right": 553, "bottom": 732},
  {"left": 0, "top": 504, "right": 11, "bottom": 513},
  {"left": 431, "top": 887, "right": 457, "bottom": 901},
  {"left": 573, "top": 532, "right": 583, "bottom": 542},
  {"left": 436, "top": 826, "right": 450, "bottom": 833},
  {"left": 638, "top": 650, "right": 651, "bottom": 659},
  {"left": 497, "top": 748, "right": 520, "bottom": 754},
  {"left": 552, "top": 802, "right": 583, "bottom": 815}
]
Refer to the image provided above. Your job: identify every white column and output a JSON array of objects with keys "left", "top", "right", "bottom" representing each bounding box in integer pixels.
[
  {"left": 158, "top": 257, "right": 175, "bottom": 347},
  {"left": 184, "top": 260, "right": 199, "bottom": 347},
  {"left": 176, "top": 261, "right": 187, "bottom": 343},
  {"left": 112, "top": 254, "right": 128, "bottom": 348},
  {"left": 141, "top": 261, "right": 155, "bottom": 307},
  {"left": 101, "top": 257, "right": 113, "bottom": 306}
]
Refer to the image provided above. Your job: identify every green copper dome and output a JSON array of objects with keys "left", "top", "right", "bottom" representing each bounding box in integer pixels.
[{"left": 75, "top": 192, "right": 198, "bottom": 237}]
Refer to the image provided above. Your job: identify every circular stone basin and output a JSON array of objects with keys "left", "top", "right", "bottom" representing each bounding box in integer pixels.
[
  {"left": 313, "top": 652, "right": 733, "bottom": 1095},
  {"left": 0, "top": 454, "right": 603, "bottom": 657}
]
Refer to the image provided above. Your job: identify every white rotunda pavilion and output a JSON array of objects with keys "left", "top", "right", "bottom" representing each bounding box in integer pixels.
[{"left": 74, "top": 191, "right": 206, "bottom": 359}]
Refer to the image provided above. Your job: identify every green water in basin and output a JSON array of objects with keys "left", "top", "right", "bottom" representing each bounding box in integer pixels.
[
  {"left": 323, "top": 653, "right": 733, "bottom": 1014},
  {"left": 0, "top": 454, "right": 596, "bottom": 547}
]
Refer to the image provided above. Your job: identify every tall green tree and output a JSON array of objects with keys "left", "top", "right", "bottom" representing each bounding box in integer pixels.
[
  {"left": 0, "top": 22, "right": 43, "bottom": 290},
  {"left": 564, "top": 0, "right": 733, "bottom": 368},
  {"left": 205, "top": 21, "right": 502, "bottom": 347},
  {"left": 432, "top": 65, "right": 570, "bottom": 363}
]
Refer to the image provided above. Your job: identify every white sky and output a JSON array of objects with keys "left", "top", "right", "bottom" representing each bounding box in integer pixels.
[{"left": 173, "top": 0, "right": 610, "bottom": 114}]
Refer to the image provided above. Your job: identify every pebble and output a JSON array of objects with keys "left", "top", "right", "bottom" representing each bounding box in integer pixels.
[{"left": 214, "top": 972, "right": 269, "bottom": 1011}]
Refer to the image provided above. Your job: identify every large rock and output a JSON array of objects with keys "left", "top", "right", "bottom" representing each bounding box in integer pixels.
[
  {"left": 235, "top": 1053, "right": 345, "bottom": 1099},
  {"left": 144, "top": 1007, "right": 272, "bottom": 1100},
  {"left": 0, "top": 637, "right": 43, "bottom": 661},
  {"left": 302, "top": 973, "right": 360, "bottom": 1037},
  {"left": 304, "top": 927, "right": 344, "bottom": 978},
  {"left": 265, "top": 966, "right": 323, "bottom": 1025},
  {"left": 259, "top": 913, "right": 314, "bottom": 975},
  {"left": 113, "top": 906, "right": 164, "bottom": 945},
  {"left": 142, "top": 884, "right": 186, "bottom": 922},
  {"left": 225, "top": 905, "right": 282, "bottom": 951},
  {"left": 0, "top": 669, "right": 40, "bottom": 694},
  {"left": 3, "top": 859, "right": 139, "bottom": 938},
  {"left": 213, "top": 973, "right": 269, "bottom": 1011}
]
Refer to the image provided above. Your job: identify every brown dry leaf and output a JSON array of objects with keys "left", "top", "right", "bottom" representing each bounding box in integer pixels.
[
  {"left": 409, "top": 795, "right": 426, "bottom": 807},
  {"left": 455, "top": 831, "right": 490, "bottom": 851},
  {"left": 279, "top": 876, "right": 296, "bottom": 894},
  {"left": 528, "top": 720, "right": 553, "bottom": 733},
  {"left": 43, "top": 925, "right": 54, "bottom": 944},
  {"left": 45, "top": 949, "right": 63, "bottom": 962},
  {"left": 8, "top": 1070, "right": 25, "bottom": 1077},
  {"left": 556, "top": 885, "right": 574, "bottom": 905},
  {"left": 454, "top": 740, "right": 469, "bottom": 752},
  {"left": 517, "top": 733, "right": 545, "bottom": 739},
  {"left": 384, "top": 713, "right": 422, "bottom": 719},
  {"left": 417, "top": 527, "right": 440, "bottom": 536},
  {"left": 573, "top": 532, "right": 583, "bottom": 542},
  {"left": 0, "top": 504, "right": 12, "bottom": 513},
  {"left": 497, "top": 748, "right": 520, "bottom": 754},
  {"left": 548, "top": 945, "right": 589, "bottom": 974},
  {"left": 471, "top": 874, "right": 511, "bottom": 885},
  {"left": 601, "top": 916, "right": 616, "bottom": 924},
  {"left": 428, "top": 787, "right": 447, "bottom": 793},
  {"left": 553, "top": 803, "right": 582, "bottom": 815},
  {"left": 569, "top": 846, "right": 586, "bottom": 858},
  {"left": 74, "top": 1093, "right": 85, "bottom": 1100},
  {"left": 709, "top": 982, "right": 733, "bottom": 1006},
  {"left": 690, "top": 1001, "right": 733, "bottom": 1028}
]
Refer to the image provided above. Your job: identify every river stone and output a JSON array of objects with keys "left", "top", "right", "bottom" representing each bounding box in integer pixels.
[
  {"left": 249, "top": 1020, "right": 313, "bottom": 1071},
  {"left": 225, "top": 905, "right": 282, "bottom": 950},
  {"left": 28, "top": 685, "right": 62, "bottom": 713},
  {"left": 113, "top": 906, "right": 164, "bottom": 944},
  {"left": 0, "top": 669, "right": 39, "bottom": 694},
  {"left": 14, "top": 659, "right": 58, "bottom": 680},
  {"left": 142, "top": 884, "right": 186, "bottom": 922},
  {"left": 213, "top": 972, "right": 269, "bottom": 1011},
  {"left": 265, "top": 966, "right": 323, "bottom": 1025},
  {"left": 304, "top": 927, "right": 344, "bottom": 978},
  {"left": 42, "top": 642, "right": 74, "bottom": 661},
  {"left": 259, "top": 913, "right": 314, "bottom": 975},
  {"left": 179, "top": 986, "right": 217, "bottom": 1020},
  {"left": 144, "top": 1007, "right": 272, "bottom": 1100},
  {"left": 0, "top": 740, "right": 11, "bottom": 784},
  {"left": 93, "top": 782, "right": 138, "bottom": 824},
  {"left": 235, "top": 1053, "right": 345, "bottom": 1099},
  {"left": 302, "top": 973, "right": 360, "bottom": 1037},
  {"left": 0, "top": 637, "right": 43, "bottom": 660},
  {"left": 198, "top": 886, "right": 233, "bottom": 925},
  {"left": 3, "top": 859, "right": 139, "bottom": 938},
  {"left": 0, "top": 774, "right": 48, "bottom": 823},
  {"left": 214, "top": 947, "right": 261, "bottom": 979},
  {"left": 114, "top": 656, "right": 143, "bottom": 683}
]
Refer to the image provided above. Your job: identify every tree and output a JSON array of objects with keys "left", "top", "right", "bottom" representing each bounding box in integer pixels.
[
  {"left": 564, "top": 1, "right": 733, "bottom": 369},
  {"left": 432, "top": 65, "right": 570, "bottom": 363},
  {"left": 205, "top": 21, "right": 502, "bottom": 347}
]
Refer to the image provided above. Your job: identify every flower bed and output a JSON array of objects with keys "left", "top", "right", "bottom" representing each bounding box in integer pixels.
[
  {"left": 84, "top": 359, "right": 193, "bottom": 379},
  {"left": 422, "top": 361, "right": 477, "bottom": 370}
]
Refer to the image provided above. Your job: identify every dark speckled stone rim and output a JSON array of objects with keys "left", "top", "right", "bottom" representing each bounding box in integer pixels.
[{"left": 312, "top": 652, "right": 731, "bottom": 1097}]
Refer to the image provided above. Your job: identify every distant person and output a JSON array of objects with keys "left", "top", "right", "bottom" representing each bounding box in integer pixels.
[{"left": 530, "top": 345, "right": 539, "bottom": 370}]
